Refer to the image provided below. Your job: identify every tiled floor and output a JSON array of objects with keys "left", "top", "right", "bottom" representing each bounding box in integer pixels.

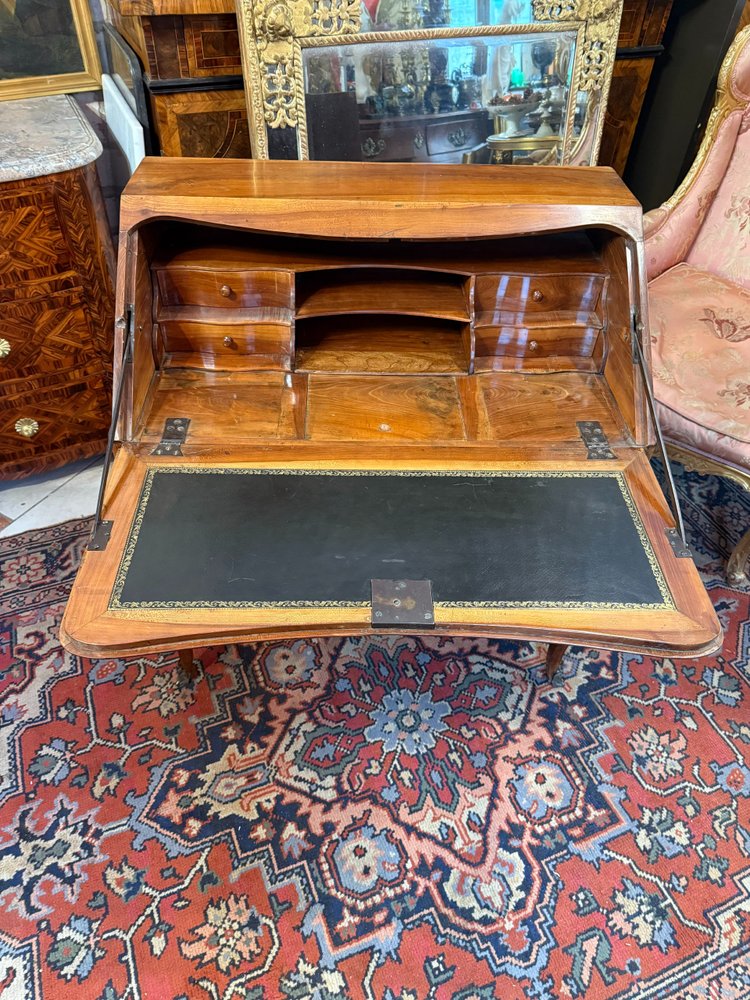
[{"left": 0, "top": 456, "right": 105, "bottom": 538}]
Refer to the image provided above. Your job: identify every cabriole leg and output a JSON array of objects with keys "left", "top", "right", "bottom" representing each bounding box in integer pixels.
[
  {"left": 178, "top": 647, "right": 198, "bottom": 679},
  {"left": 545, "top": 643, "right": 568, "bottom": 682}
]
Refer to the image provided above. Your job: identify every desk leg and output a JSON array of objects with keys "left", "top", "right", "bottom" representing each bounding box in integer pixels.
[
  {"left": 178, "top": 647, "right": 198, "bottom": 679},
  {"left": 727, "top": 526, "right": 750, "bottom": 586},
  {"left": 545, "top": 643, "right": 567, "bottom": 682}
]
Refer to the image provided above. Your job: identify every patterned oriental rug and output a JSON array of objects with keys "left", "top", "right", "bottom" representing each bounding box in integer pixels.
[{"left": 0, "top": 462, "right": 749, "bottom": 1000}]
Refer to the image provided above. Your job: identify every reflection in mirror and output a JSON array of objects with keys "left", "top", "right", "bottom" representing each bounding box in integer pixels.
[
  {"left": 303, "top": 31, "right": 578, "bottom": 165},
  {"left": 361, "top": 0, "right": 534, "bottom": 30}
]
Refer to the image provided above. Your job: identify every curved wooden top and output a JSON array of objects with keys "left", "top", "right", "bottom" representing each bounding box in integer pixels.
[{"left": 121, "top": 159, "right": 644, "bottom": 241}]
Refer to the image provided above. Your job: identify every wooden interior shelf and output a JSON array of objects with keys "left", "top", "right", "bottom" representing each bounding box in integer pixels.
[
  {"left": 295, "top": 316, "right": 469, "bottom": 374},
  {"left": 295, "top": 269, "right": 470, "bottom": 321}
]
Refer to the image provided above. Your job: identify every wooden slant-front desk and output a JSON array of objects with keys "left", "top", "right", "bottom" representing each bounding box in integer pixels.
[{"left": 61, "top": 160, "right": 721, "bottom": 675}]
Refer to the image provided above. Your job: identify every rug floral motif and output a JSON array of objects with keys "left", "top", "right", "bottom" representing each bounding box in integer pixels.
[{"left": 0, "top": 462, "right": 748, "bottom": 999}]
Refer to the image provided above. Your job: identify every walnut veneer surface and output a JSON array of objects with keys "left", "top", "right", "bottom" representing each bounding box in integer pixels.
[
  {"left": 61, "top": 159, "right": 720, "bottom": 661},
  {"left": 0, "top": 99, "right": 115, "bottom": 479}
]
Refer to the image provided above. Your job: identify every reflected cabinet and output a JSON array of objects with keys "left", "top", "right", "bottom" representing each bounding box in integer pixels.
[{"left": 236, "top": 0, "right": 624, "bottom": 164}]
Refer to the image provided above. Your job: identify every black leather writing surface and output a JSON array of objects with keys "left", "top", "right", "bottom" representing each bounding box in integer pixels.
[{"left": 111, "top": 468, "right": 672, "bottom": 610}]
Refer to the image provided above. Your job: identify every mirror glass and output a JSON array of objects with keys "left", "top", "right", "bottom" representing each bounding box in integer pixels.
[
  {"left": 359, "top": 0, "right": 533, "bottom": 30},
  {"left": 303, "top": 29, "right": 579, "bottom": 164}
]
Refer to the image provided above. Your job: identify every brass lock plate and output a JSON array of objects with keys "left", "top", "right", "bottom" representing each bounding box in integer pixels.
[{"left": 371, "top": 579, "right": 434, "bottom": 628}]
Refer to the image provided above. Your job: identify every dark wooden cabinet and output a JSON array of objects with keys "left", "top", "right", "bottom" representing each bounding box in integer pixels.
[{"left": 107, "top": 0, "right": 673, "bottom": 171}]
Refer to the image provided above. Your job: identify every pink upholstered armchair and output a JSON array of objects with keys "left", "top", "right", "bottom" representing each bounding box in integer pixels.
[{"left": 644, "top": 25, "right": 750, "bottom": 586}]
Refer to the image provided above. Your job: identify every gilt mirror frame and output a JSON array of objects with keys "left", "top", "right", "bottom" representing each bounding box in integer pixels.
[{"left": 235, "top": 0, "right": 623, "bottom": 165}]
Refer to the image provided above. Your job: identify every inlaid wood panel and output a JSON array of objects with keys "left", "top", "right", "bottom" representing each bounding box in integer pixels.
[
  {"left": 141, "top": 14, "right": 242, "bottom": 78},
  {"left": 0, "top": 289, "right": 94, "bottom": 380},
  {"left": 598, "top": 0, "right": 675, "bottom": 173},
  {"left": 0, "top": 371, "right": 112, "bottom": 479},
  {"left": 151, "top": 89, "right": 251, "bottom": 158},
  {"left": 0, "top": 190, "right": 72, "bottom": 290},
  {"left": 0, "top": 165, "right": 114, "bottom": 479},
  {"left": 600, "top": 59, "right": 658, "bottom": 175},
  {"left": 617, "top": 0, "right": 671, "bottom": 47}
]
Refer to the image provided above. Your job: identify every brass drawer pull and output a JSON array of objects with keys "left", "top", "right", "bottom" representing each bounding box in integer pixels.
[
  {"left": 15, "top": 417, "right": 39, "bottom": 438},
  {"left": 361, "top": 137, "right": 386, "bottom": 159},
  {"left": 532, "top": 289, "right": 545, "bottom": 302},
  {"left": 220, "top": 284, "right": 233, "bottom": 298},
  {"left": 0, "top": 338, "right": 10, "bottom": 359},
  {"left": 223, "top": 336, "right": 236, "bottom": 348}
]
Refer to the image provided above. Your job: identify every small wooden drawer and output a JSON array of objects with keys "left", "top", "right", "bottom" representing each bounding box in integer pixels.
[
  {"left": 156, "top": 267, "right": 293, "bottom": 311},
  {"left": 475, "top": 324, "right": 601, "bottom": 365},
  {"left": 158, "top": 318, "right": 293, "bottom": 370},
  {"left": 475, "top": 272, "right": 605, "bottom": 320},
  {"left": 359, "top": 125, "right": 420, "bottom": 162},
  {"left": 425, "top": 117, "right": 487, "bottom": 156}
]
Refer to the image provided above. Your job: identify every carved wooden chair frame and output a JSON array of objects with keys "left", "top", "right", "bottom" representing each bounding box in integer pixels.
[{"left": 235, "top": 0, "right": 624, "bottom": 163}]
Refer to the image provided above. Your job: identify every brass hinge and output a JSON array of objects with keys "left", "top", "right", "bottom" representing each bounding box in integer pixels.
[
  {"left": 151, "top": 418, "right": 191, "bottom": 456},
  {"left": 577, "top": 421, "right": 615, "bottom": 460},
  {"left": 666, "top": 528, "right": 693, "bottom": 559},
  {"left": 89, "top": 520, "right": 113, "bottom": 551}
]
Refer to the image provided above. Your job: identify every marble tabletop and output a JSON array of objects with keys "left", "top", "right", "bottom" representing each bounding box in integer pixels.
[{"left": 0, "top": 94, "right": 102, "bottom": 183}]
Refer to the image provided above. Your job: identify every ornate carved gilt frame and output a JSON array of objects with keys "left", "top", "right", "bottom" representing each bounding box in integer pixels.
[
  {"left": 666, "top": 443, "right": 750, "bottom": 587},
  {"left": 235, "top": 0, "right": 624, "bottom": 163}
]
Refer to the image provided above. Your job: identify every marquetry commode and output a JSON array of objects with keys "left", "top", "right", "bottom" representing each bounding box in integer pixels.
[
  {"left": 61, "top": 159, "right": 720, "bottom": 677},
  {"left": 0, "top": 95, "right": 115, "bottom": 479}
]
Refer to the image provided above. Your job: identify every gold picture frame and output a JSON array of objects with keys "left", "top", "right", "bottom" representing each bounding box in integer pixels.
[
  {"left": 235, "top": 0, "right": 623, "bottom": 165},
  {"left": 0, "top": 0, "right": 102, "bottom": 102}
]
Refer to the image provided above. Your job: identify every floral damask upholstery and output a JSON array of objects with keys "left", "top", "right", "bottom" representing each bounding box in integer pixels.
[
  {"left": 649, "top": 264, "right": 750, "bottom": 467},
  {"left": 644, "top": 25, "right": 750, "bottom": 583}
]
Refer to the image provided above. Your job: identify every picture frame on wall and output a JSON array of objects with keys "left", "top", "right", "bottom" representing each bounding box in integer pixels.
[{"left": 0, "top": 0, "right": 102, "bottom": 101}]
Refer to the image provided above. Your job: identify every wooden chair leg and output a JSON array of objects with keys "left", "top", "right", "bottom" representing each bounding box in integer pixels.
[
  {"left": 545, "top": 642, "right": 567, "bottom": 682},
  {"left": 178, "top": 647, "right": 198, "bottom": 679},
  {"left": 727, "top": 526, "right": 750, "bottom": 587}
]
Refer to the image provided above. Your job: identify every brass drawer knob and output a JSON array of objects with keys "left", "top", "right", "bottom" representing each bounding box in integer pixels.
[
  {"left": 220, "top": 284, "right": 233, "bottom": 298},
  {"left": 532, "top": 289, "right": 544, "bottom": 302},
  {"left": 15, "top": 417, "right": 39, "bottom": 438},
  {"left": 0, "top": 338, "right": 10, "bottom": 359},
  {"left": 223, "top": 336, "right": 236, "bottom": 348}
]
